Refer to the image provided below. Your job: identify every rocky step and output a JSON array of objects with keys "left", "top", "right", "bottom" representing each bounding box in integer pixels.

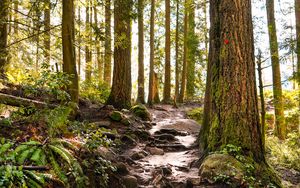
[
  {"left": 155, "top": 143, "right": 187, "bottom": 152},
  {"left": 154, "top": 128, "right": 188, "bottom": 136}
]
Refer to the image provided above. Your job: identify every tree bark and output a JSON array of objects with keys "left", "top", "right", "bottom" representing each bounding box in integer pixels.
[
  {"left": 44, "top": 0, "right": 51, "bottom": 65},
  {"left": 85, "top": 1, "right": 92, "bottom": 83},
  {"left": 94, "top": 6, "right": 102, "bottom": 82},
  {"left": 163, "top": 0, "right": 171, "bottom": 103},
  {"left": 295, "top": 0, "right": 300, "bottom": 133},
  {"left": 104, "top": 0, "right": 112, "bottom": 86},
  {"left": 77, "top": 6, "right": 81, "bottom": 77},
  {"left": 107, "top": 0, "right": 132, "bottom": 109},
  {"left": 0, "top": 0, "right": 9, "bottom": 79},
  {"left": 201, "top": 0, "right": 265, "bottom": 162},
  {"left": 148, "top": 0, "right": 155, "bottom": 105},
  {"left": 13, "top": 0, "right": 18, "bottom": 35},
  {"left": 178, "top": 0, "right": 188, "bottom": 103},
  {"left": 62, "top": 0, "right": 79, "bottom": 104},
  {"left": 175, "top": 0, "right": 180, "bottom": 102},
  {"left": 266, "top": 0, "right": 286, "bottom": 139},
  {"left": 136, "top": 0, "right": 145, "bottom": 104}
]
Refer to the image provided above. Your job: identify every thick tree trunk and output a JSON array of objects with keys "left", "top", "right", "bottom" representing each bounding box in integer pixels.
[
  {"left": 107, "top": 0, "right": 132, "bottom": 109},
  {"left": 85, "top": 2, "right": 92, "bottom": 83},
  {"left": 44, "top": 0, "right": 51, "bottom": 65},
  {"left": 13, "top": 0, "right": 18, "bottom": 35},
  {"left": 178, "top": 0, "right": 188, "bottom": 103},
  {"left": 201, "top": 0, "right": 265, "bottom": 162},
  {"left": 62, "top": 0, "right": 79, "bottom": 104},
  {"left": 186, "top": 0, "right": 196, "bottom": 99},
  {"left": 163, "top": 0, "right": 171, "bottom": 103},
  {"left": 148, "top": 0, "right": 155, "bottom": 105},
  {"left": 77, "top": 6, "right": 81, "bottom": 77},
  {"left": 295, "top": 0, "right": 300, "bottom": 133},
  {"left": 266, "top": 0, "right": 286, "bottom": 139},
  {"left": 0, "top": 0, "right": 8, "bottom": 79},
  {"left": 94, "top": 6, "right": 102, "bottom": 82},
  {"left": 136, "top": 0, "right": 145, "bottom": 104},
  {"left": 175, "top": 0, "right": 180, "bottom": 102},
  {"left": 153, "top": 72, "right": 160, "bottom": 103},
  {"left": 104, "top": 0, "right": 112, "bottom": 86}
]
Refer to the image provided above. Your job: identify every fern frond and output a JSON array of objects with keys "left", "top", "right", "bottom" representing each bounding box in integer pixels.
[
  {"left": 24, "top": 170, "right": 45, "bottom": 185},
  {"left": 48, "top": 150, "right": 68, "bottom": 184},
  {"left": 17, "top": 146, "right": 37, "bottom": 165},
  {"left": 0, "top": 143, "right": 13, "bottom": 155},
  {"left": 50, "top": 138, "right": 79, "bottom": 150},
  {"left": 30, "top": 148, "right": 42, "bottom": 163},
  {"left": 48, "top": 145, "right": 74, "bottom": 165}
]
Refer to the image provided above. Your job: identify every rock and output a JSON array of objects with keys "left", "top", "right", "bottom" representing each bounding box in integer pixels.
[
  {"left": 104, "top": 105, "right": 115, "bottom": 110},
  {"left": 121, "top": 109, "right": 130, "bottom": 113},
  {"left": 130, "top": 104, "right": 151, "bottom": 121},
  {"left": 162, "top": 166, "right": 172, "bottom": 176},
  {"left": 97, "top": 146, "right": 116, "bottom": 160},
  {"left": 120, "top": 135, "right": 137, "bottom": 146},
  {"left": 121, "top": 118, "right": 131, "bottom": 126},
  {"left": 109, "top": 111, "right": 123, "bottom": 121},
  {"left": 145, "top": 147, "right": 164, "bottom": 155},
  {"left": 122, "top": 175, "right": 138, "bottom": 188},
  {"left": 156, "top": 143, "right": 187, "bottom": 152},
  {"left": 93, "top": 121, "right": 111, "bottom": 128},
  {"left": 131, "top": 151, "right": 148, "bottom": 160},
  {"left": 102, "top": 131, "right": 118, "bottom": 140},
  {"left": 154, "top": 133, "right": 177, "bottom": 141},
  {"left": 115, "top": 162, "right": 129, "bottom": 175},
  {"left": 134, "top": 129, "right": 151, "bottom": 140}
]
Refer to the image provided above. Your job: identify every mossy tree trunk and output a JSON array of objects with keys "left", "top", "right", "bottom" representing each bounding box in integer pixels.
[
  {"left": 295, "top": 0, "right": 300, "bottom": 133},
  {"left": 85, "top": 1, "right": 92, "bottom": 83},
  {"left": 62, "top": 0, "right": 79, "bottom": 104},
  {"left": 44, "top": 0, "right": 51, "bottom": 65},
  {"left": 0, "top": 0, "right": 8, "bottom": 79},
  {"left": 266, "top": 0, "right": 286, "bottom": 140},
  {"left": 107, "top": 0, "right": 132, "bottom": 109},
  {"left": 163, "top": 0, "right": 171, "bottom": 103},
  {"left": 104, "top": 0, "right": 112, "bottom": 86},
  {"left": 148, "top": 0, "right": 155, "bottom": 105},
  {"left": 94, "top": 6, "right": 102, "bottom": 82},
  {"left": 137, "top": 0, "right": 145, "bottom": 104},
  {"left": 201, "top": 0, "right": 265, "bottom": 162},
  {"left": 77, "top": 6, "right": 81, "bottom": 77}
]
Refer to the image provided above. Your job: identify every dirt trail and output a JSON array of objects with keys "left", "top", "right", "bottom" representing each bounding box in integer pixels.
[{"left": 124, "top": 104, "right": 203, "bottom": 187}]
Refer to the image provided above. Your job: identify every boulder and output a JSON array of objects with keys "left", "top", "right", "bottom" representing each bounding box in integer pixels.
[
  {"left": 115, "top": 162, "right": 129, "bottom": 175},
  {"left": 109, "top": 111, "right": 123, "bottom": 122},
  {"left": 145, "top": 147, "right": 164, "bottom": 155},
  {"left": 122, "top": 175, "right": 138, "bottom": 188},
  {"left": 130, "top": 104, "right": 151, "bottom": 121}
]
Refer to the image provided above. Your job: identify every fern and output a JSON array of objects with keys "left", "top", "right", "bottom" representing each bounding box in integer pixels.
[
  {"left": 0, "top": 143, "right": 13, "bottom": 155},
  {"left": 17, "top": 146, "right": 37, "bottom": 165}
]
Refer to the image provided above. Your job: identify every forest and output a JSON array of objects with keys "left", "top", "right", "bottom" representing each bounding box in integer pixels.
[{"left": 0, "top": 0, "right": 299, "bottom": 187}]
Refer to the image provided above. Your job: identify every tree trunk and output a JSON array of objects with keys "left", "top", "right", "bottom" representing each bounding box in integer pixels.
[
  {"left": 44, "top": 0, "right": 51, "bottom": 65},
  {"left": 94, "top": 6, "right": 102, "bottom": 82},
  {"left": 77, "top": 6, "right": 81, "bottom": 77},
  {"left": 104, "top": 0, "right": 112, "bottom": 86},
  {"left": 201, "top": 0, "right": 265, "bottom": 162},
  {"left": 163, "top": 0, "right": 171, "bottom": 103},
  {"left": 175, "top": 0, "right": 180, "bottom": 102},
  {"left": 85, "top": 2, "right": 92, "bottom": 83},
  {"left": 153, "top": 72, "right": 160, "bottom": 103},
  {"left": 186, "top": 0, "right": 196, "bottom": 99},
  {"left": 136, "top": 0, "right": 145, "bottom": 104},
  {"left": 266, "top": 0, "right": 286, "bottom": 139},
  {"left": 148, "top": 0, "right": 155, "bottom": 105},
  {"left": 62, "top": 0, "right": 79, "bottom": 104},
  {"left": 0, "top": 0, "right": 8, "bottom": 78},
  {"left": 295, "top": 0, "right": 300, "bottom": 133},
  {"left": 178, "top": 0, "right": 188, "bottom": 103},
  {"left": 13, "top": 0, "right": 18, "bottom": 35},
  {"left": 107, "top": 0, "right": 132, "bottom": 109}
]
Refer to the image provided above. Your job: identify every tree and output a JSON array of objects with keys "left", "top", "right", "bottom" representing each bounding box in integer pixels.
[
  {"left": 85, "top": 1, "right": 92, "bottom": 83},
  {"left": 148, "top": 0, "right": 155, "bottom": 105},
  {"left": 136, "top": 0, "right": 145, "bottom": 104},
  {"left": 175, "top": 0, "right": 180, "bottom": 101},
  {"left": 295, "top": 0, "right": 300, "bottom": 132},
  {"left": 266, "top": 0, "right": 286, "bottom": 139},
  {"left": 178, "top": 0, "right": 188, "bottom": 103},
  {"left": 163, "top": 0, "right": 171, "bottom": 103},
  {"left": 200, "top": 0, "right": 265, "bottom": 162},
  {"left": 62, "top": 0, "right": 79, "bottom": 104},
  {"left": 0, "top": 0, "right": 8, "bottom": 79},
  {"left": 44, "top": 0, "right": 51, "bottom": 65},
  {"left": 107, "top": 0, "right": 132, "bottom": 109},
  {"left": 104, "top": 0, "right": 112, "bottom": 85},
  {"left": 94, "top": 6, "right": 102, "bottom": 81}
]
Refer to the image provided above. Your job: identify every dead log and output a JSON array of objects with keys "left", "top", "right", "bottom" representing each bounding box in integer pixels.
[{"left": 0, "top": 92, "right": 57, "bottom": 109}]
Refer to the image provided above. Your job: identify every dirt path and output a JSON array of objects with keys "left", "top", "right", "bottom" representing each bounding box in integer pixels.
[{"left": 122, "top": 104, "right": 203, "bottom": 187}]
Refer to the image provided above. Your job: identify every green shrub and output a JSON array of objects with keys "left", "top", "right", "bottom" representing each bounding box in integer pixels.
[
  {"left": 80, "top": 80, "right": 110, "bottom": 104},
  {"left": 187, "top": 107, "right": 203, "bottom": 124}
]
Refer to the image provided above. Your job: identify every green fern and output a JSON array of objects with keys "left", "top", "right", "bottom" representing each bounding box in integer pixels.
[
  {"left": 17, "top": 146, "right": 37, "bottom": 165},
  {"left": 0, "top": 142, "right": 13, "bottom": 155}
]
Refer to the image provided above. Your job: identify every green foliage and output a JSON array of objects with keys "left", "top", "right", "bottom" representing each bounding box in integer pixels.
[
  {"left": 266, "top": 133, "right": 300, "bottom": 171},
  {"left": 80, "top": 80, "right": 110, "bottom": 103},
  {"left": 187, "top": 107, "right": 203, "bottom": 124}
]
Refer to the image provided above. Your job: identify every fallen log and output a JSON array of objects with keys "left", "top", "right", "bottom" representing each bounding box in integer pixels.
[{"left": 0, "top": 92, "right": 57, "bottom": 109}]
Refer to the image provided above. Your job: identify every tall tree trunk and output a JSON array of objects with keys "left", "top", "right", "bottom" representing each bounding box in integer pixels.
[
  {"left": 148, "top": 0, "right": 155, "bottom": 105},
  {"left": 295, "top": 0, "right": 300, "bottom": 133},
  {"left": 0, "top": 0, "right": 8, "bottom": 79},
  {"left": 153, "top": 72, "right": 160, "bottom": 103},
  {"left": 186, "top": 0, "right": 196, "bottom": 99},
  {"left": 137, "top": 0, "right": 145, "bottom": 104},
  {"left": 77, "top": 6, "right": 81, "bottom": 77},
  {"left": 62, "top": 0, "right": 79, "bottom": 104},
  {"left": 44, "top": 0, "right": 51, "bottom": 65},
  {"left": 107, "top": 0, "right": 132, "bottom": 109},
  {"left": 13, "top": 0, "right": 18, "bottom": 35},
  {"left": 94, "top": 6, "right": 102, "bottom": 82},
  {"left": 175, "top": 0, "right": 180, "bottom": 102},
  {"left": 178, "top": 0, "right": 188, "bottom": 103},
  {"left": 163, "top": 0, "right": 171, "bottom": 103},
  {"left": 200, "top": 0, "right": 265, "bottom": 162},
  {"left": 266, "top": 0, "right": 286, "bottom": 139},
  {"left": 85, "top": 1, "right": 92, "bottom": 83},
  {"left": 104, "top": 0, "right": 112, "bottom": 85}
]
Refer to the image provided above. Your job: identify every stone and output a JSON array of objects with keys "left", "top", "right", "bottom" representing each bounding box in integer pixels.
[
  {"left": 115, "top": 162, "right": 129, "bottom": 175},
  {"left": 131, "top": 151, "right": 148, "bottom": 160},
  {"left": 154, "top": 128, "right": 188, "bottom": 136},
  {"left": 130, "top": 104, "right": 151, "bottom": 121},
  {"left": 134, "top": 129, "right": 151, "bottom": 140},
  {"left": 122, "top": 175, "right": 138, "bottom": 188},
  {"left": 104, "top": 105, "right": 115, "bottom": 110},
  {"left": 156, "top": 143, "right": 187, "bottom": 152},
  {"left": 121, "top": 118, "right": 131, "bottom": 126},
  {"left": 120, "top": 135, "right": 137, "bottom": 146},
  {"left": 109, "top": 111, "right": 123, "bottom": 122},
  {"left": 162, "top": 166, "right": 172, "bottom": 176},
  {"left": 145, "top": 147, "right": 164, "bottom": 155},
  {"left": 93, "top": 121, "right": 111, "bottom": 128},
  {"left": 154, "top": 133, "right": 177, "bottom": 141},
  {"left": 97, "top": 146, "right": 116, "bottom": 160}
]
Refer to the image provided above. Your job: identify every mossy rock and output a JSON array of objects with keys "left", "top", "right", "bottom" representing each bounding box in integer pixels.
[
  {"left": 199, "top": 154, "right": 282, "bottom": 188},
  {"left": 109, "top": 111, "right": 123, "bottom": 122},
  {"left": 130, "top": 104, "right": 151, "bottom": 121},
  {"left": 121, "top": 118, "right": 131, "bottom": 126}
]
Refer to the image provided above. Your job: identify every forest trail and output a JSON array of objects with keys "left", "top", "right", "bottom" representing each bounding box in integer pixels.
[{"left": 122, "top": 104, "right": 204, "bottom": 187}]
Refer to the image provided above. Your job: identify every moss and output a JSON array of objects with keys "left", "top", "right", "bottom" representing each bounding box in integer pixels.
[
  {"left": 130, "top": 104, "right": 151, "bottom": 121},
  {"left": 109, "top": 111, "right": 123, "bottom": 122}
]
